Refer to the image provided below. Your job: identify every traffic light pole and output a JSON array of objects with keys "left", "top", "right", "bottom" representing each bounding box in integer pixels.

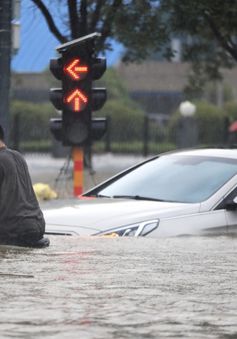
[{"left": 73, "top": 147, "right": 84, "bottom": 196}]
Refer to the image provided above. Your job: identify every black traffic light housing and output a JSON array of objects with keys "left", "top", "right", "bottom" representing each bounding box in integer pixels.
[
  {"left": 49, "top": 117, "right": 107, "bottom": 143},
  {"left": 49, "top": 32, "right": 107, "bottom": 146}
]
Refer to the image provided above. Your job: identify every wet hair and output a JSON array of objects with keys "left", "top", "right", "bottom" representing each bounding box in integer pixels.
[{"left": 0, "top": 124, "right": 4, "bottom": 141}]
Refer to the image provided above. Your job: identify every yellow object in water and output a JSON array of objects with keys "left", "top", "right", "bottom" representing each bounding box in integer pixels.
[
  {"left": 33, "top": 183, "right": 58, "bottom": 200},
  {"left": 99, "top": 233, "right": 119, "bottom": 238}
]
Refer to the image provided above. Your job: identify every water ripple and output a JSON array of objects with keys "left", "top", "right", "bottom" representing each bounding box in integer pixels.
[{"left": 0, "top": 236, "right": 237, "bottom": 338}]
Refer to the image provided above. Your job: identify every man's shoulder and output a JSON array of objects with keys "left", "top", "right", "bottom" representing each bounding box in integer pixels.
[
  {"left": 0, "top": 147, "right": 17, "bottom": 156},
  {"left": 8, "top": 148, "right": 23, "bottom": 156},
  {"left": 0, "top": 148, "right": 25, "bottom": 164},
  {"left": 0, "top": 147, "right": 9, "bottom": 159}
]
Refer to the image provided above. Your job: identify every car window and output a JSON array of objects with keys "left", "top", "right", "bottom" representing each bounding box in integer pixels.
[
  {"left": 215, "top": 185, "right": 237, "bottom": 210},
  {"left": 97, "top": 155, "right": 237, "bottom": 203}
]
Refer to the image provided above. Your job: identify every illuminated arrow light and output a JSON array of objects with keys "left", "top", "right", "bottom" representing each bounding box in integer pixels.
[
  {"left": 64, "top": 59, "right": 88, "bottom": 80},
  {"left": 65, "top": 89, "right": 88, "bottom": 112}
]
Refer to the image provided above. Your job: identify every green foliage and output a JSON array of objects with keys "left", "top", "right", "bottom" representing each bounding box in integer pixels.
[
  {"left": 31, "top": 0, "right": 169, "bottom": 63},
  {"left": 10, "top": 68, "right": 145, "bottom": 152},
  {"left": 114, "top": 1, "right": 169, "bottom": 62},
  {"left": 224, "top": 101, "right": 237, "bottom": 122},
  {"left": 169, "top": 101, "right": 227, "bottom": 145},
  {"left": 10, "top": 100, "right": 54, "bottom": 145},
  {"left": 96, "top": 68, "right": 131, "bottom": 101},
  {"left": 160, "top": 0, "right": 237, "bottom": 88},
  {"left": 95, "top": 68, "right": 145, "bottom": 142},
  {"left": 93, "top": 141, "right": 176, "bottom": 155},
  {"left": 32, "top": 0, "right": 237, "bottom": 88},
  {"left": 102, "top": 101, "right": 144, "bottom": 142},
  {"left": 206, "top": 82, "right": 233, "bottom": 104},
  {"left": 195, "top": 101, "right": 225, "bottom": 144},
  {"left": 20, "top": 140, "right": 51, "bottom": 153}
]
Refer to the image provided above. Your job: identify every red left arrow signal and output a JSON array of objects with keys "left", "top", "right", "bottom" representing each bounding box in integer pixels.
[
  {"left": 65, "top": 89, "right": 88, "bottom": 111},
  {"left": 64, "top": 59, "right": 88, "bottom": 80}
]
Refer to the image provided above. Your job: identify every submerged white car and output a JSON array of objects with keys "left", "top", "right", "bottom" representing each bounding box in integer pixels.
[{"left": 44, "top": 149, "right": 237, "bottom": 237}]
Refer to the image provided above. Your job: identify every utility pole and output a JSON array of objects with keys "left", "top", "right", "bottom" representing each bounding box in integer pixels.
[{"left": 0, "top": 0, "right": 12, "bottom": 142}]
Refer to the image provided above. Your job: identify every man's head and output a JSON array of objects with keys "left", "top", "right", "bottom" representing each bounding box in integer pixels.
[{"left": 0, "top": 124, "right": 4, "bottom": 141}]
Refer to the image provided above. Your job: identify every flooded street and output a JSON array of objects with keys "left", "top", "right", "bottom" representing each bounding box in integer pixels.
[{"left": 0, "top": 236, "right": 237, "bottom": 338}]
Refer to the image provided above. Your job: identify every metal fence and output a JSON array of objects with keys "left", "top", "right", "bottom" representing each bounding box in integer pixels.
[{"left": 10, "top": 113, "right": 231, "bottom": 157}]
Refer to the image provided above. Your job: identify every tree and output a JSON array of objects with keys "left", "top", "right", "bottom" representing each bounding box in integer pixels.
[
  {"left": 31, "top": 0, "right": 237, "bottom": 93},
  {"left": 162, "top": 0, "right": 237, "bottom": 62},
  {"left": 30, "top": 0, "right": 168, "bottom": 59},
  {"left": 158, "top": 0, "right": 237, "bottom": 94}
]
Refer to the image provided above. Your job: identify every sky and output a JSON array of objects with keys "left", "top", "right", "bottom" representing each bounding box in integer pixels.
[{"left": 11, "top": 0, "right": 123, "bottom": 73}]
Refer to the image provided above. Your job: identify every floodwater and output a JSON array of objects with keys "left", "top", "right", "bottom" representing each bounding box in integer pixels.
[{"left": 0, "top": 235, "right": 237, "bottom": 339}]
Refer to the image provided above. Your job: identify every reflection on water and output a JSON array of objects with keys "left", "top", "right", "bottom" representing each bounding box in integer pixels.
[{"left": 0, "top": 236, "right": 237, "bottom": 338}]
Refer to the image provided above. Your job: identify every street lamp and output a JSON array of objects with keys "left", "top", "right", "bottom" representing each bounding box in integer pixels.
[
  {"left": 177, "top": 101, "right": 198, "bottom": 148},
  {"left": 179, "top": 101, "right": 196, "bottom": 117}
]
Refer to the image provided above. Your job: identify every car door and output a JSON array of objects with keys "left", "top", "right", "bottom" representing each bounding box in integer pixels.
[
  {"left": 154, "top": 208, "right": 228, "bottom": 237},
  {"left": 224, "top": 187, "right": 237, "bottom": 234},
  {"left": 216, "top": 186, "right": 237, "bottom": 235}
]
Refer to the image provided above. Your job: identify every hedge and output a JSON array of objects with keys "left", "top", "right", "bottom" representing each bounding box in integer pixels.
[{"left": 169, "top": 100, "right": 228, "bottom": 145}]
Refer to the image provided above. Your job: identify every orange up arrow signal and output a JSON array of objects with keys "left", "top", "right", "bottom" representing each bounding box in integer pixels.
[
  {"left": 65, "top": 89, "right": 88, "bottom": 111},
  {"left": 64, "top": 59, "right": 88, "bottom": 80}
]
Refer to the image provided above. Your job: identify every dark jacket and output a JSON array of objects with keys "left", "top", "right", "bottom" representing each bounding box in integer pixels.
[{"left": 0, "top": 147, "right": 45, "bottom": 244}]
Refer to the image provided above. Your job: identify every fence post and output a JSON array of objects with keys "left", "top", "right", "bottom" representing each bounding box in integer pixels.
[
  {"left": 143, "top": 115, "right": 149, "bottom": 156},
  {"left": 12, "top": 114, "right": 20, "bottom": 151},
  {"left": 105, "top": 116, "right": 111, "bottom": 152},
  {"left": 223, "top": 116, "right": 230, "bottom": 145}
]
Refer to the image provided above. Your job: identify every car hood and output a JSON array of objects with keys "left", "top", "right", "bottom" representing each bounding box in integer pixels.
[{"left": 43, "top": 198, "right": 200, "bottom": 236}]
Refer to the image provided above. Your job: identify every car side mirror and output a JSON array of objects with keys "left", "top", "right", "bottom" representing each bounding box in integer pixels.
[{"left": 225, "top": 196, "right": 237, "bottom": 211}]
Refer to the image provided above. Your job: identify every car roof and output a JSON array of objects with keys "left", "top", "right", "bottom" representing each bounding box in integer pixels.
[{"left": 162, "top": 148, "right": 237, "bottom": 159}]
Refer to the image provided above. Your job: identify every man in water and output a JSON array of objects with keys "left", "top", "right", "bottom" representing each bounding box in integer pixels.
[{"left": 0, "top": 124, "right": 49, "bottom": 247}]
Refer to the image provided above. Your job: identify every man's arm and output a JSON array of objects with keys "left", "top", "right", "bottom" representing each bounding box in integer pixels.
[{"left": 0, "top": 165, "right": 4, "bottom": 184}]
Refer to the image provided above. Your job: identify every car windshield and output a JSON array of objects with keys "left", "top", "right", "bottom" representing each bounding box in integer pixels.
[{"left": 96, "top": 155, "right": 237, "bottom": 203}]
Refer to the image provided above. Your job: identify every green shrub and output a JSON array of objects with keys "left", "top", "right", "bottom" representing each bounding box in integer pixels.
[
  {"left": 98, "top": 99, "right": 144, "bottom": 142},
  {"left": 20, "top": 140, "right": 51, "bottom": 153},
  {"left": 95, "top": 68, "right": 145, "bottom": 142},
  {"left": 224, "top": 101, "right": 237, "bottom": 122},
  {"left": 195, "top": 101, "right": 225, "bottom": 144},
  {"left": 93, "top": 141, "right": 176, "bottom": 155},
  {"left": 10, "top": 69, "right": 146, "bottom": 153},
  {"left": 10, "top": 101, "right": 54, "bottom": 142},
  {"left": 169, "top": 101, "right": 227, "bottom": 145}
]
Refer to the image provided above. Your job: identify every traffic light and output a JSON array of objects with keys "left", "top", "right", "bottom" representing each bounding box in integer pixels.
[{"left": 49, "top": 33, "right": 107, "bottom": 146}]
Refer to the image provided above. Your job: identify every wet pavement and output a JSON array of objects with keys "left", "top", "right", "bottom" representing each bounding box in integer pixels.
[{"left": 26, "top": 153, "right": 147, "bottom": 196}]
